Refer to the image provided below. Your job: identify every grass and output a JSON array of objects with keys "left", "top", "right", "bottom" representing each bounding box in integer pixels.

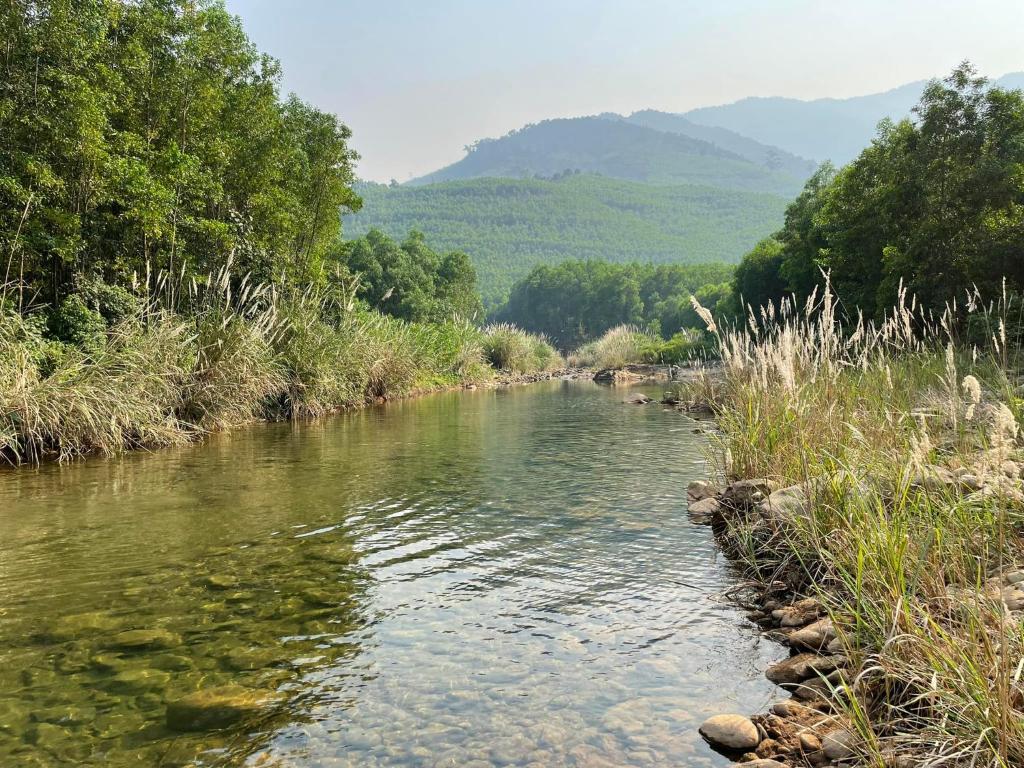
[
  {"left": 0, "top": 273, "right": 547, "bottom": 465},
  {"left": 567, "top": 324, "right": 656, "bottom": 369},
  {"left": 684, "top": 279, "right": 1024, "bottom": 766},
  {"left": 480, "top": 322, "right": 563, "bottom": 373}
]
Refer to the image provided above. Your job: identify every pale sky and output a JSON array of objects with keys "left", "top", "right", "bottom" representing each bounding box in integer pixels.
[{"left": 224, "top": 0, "right": 1024, "bottom": 182}]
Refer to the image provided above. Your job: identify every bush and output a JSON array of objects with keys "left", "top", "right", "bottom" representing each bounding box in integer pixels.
[
  {"left": 568, "top": 324, "right": 655, "bottom": 369},
  {"left": 481, "top": 323, "right": 562, "bottom": 373},
  {"left": 640, "top": 329, "right": 715, "bottom": 364}
]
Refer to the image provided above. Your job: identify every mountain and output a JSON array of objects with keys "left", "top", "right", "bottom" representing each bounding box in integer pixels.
[
  {"left": 684, "top": 72, "right": 1024, "bottom": 164},
  {"left": 616, "top": 110, "right": 817, "bottom": 180},
  {"left": 408, "top": 116, "right": 808, "bottom": 196},
  {"left": 344, "top": 175, "right": 787, "bottom": 307}
]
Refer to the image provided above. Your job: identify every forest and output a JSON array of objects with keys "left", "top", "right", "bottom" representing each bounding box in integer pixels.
[
  {"left": 346, "top": 174, "right": 781, "bottom": 306},
  {"left": 730, "top": 65, "right": 1024, "bottom": 319},
  {"left": 493, "top": 260, "right": 732, "bottom": 349}
]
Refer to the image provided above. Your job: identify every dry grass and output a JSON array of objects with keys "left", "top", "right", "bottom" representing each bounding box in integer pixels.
[
  {"left": 0, "top": 272, "right": 546, "bottom": 464},
  {"left": 687, "top": 277, "right": 1024, "bottom": 767},
  {"left": 568, "top": 324, "right": 655, "bottom": 369}
]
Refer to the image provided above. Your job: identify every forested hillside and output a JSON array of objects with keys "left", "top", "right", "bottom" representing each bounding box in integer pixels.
[
  {"left": 345, "top": 174, "right": 786, "bottom": 306},
  {"left": 408, "top": 117, "right": 807, "bottom": 196},
  {"left": 729, "top": 65, "right": 1024, "bottom": 319},
  {"left": 617, "top": 110, "right": 816, "bottom": 179}
]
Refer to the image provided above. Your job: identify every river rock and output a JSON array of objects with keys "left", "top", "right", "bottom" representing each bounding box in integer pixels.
[
  {"left": 787, "top": 618, "right": 835, "bottom": 651},
  {"left": 765, "top": 653, "right": 821, "bottom": 685},
  {"left": 46, "top": 611, "right": 121, "bottom": 642},
  {"left": 166, "top": 685, "right": 279, "bottom": 732},
  {"left": 687, "top": 480, "right": 719, "bottom": 502},
  {"left": 203, "top": 574, "right": 238, "bottom": 590},
  {"left": 758, "top": 484, "right": 810, "bottom": 524},
  {"left": 741, "top": 761, "right": 786, "bottom": 768},
  {"left": 721, "top": 478, "right": 776, "bottom": 507},
  {"left": 698, "top": 713, "right": 760, "bottom": 750},
  {"left": 822, "top": 728, "right": 857, "bottom": 760},
  {"left": 687, "top": 497, "right": 721, "bottom": 524},
  {"left": 106, "top": 628, "right": 181, "bottom": 651}
]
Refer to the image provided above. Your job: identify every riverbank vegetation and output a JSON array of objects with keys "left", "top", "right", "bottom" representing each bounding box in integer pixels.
[
  {"left": 730, "top": 64, "right": 1024, "bottom": 318},
  {"left": 494, "top": 260, "right": 732, "bottom": 349},
  {"left": 0, "top": 1, "right": 559, "bottom": 464},
  {"left": 686, "top": 277, "right": 1024, "bottom": 764}
]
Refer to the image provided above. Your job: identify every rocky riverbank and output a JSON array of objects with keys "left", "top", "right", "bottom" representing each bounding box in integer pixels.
[{"left": 687, "top": 472, "right": 1024, "bottom": 767}]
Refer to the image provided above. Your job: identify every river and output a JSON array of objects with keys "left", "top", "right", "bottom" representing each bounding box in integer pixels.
[{"left": 0, "top": 379, "right": 782, "bottom": 767}]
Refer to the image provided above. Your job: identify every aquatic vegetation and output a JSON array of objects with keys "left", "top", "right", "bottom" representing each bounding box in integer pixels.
[{"left": 687, "top": 277, "right": 1024, "bottom": 765}]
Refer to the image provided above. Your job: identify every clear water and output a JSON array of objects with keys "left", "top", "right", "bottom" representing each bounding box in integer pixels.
[{"left": 0, "top": 380, "right": 782, "bottom": 767}]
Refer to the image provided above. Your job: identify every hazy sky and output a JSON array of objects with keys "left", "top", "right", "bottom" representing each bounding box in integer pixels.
[{"left": 224, "top": 0, "right": 1024, "bottom": 182}]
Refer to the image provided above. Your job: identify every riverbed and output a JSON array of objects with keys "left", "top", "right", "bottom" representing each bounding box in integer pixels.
[{"left": 0, "top": 380, "right": 782, "bottom": 767}]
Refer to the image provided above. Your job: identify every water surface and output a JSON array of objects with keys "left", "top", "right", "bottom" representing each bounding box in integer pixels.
[{"left": 0, "top": 380, "right": 781, "bottom": 767}]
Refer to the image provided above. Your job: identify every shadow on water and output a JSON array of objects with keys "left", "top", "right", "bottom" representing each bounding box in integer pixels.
[{"left": 0, "top": 381, "right": 784, "bottom": 767}]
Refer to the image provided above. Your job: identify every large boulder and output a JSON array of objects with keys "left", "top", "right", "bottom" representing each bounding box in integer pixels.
[{"left": 698, "top": 713, "right": 760, "bottom": 750}]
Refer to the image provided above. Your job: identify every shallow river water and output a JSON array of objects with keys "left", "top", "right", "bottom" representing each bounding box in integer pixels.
[{"left": 0, "top": 380, "right": 782, "bottom": 767}]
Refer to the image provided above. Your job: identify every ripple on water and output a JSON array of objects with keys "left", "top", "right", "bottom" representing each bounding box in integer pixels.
[{"left": 0, "top": 381, "right": 783, "bottom": 767}]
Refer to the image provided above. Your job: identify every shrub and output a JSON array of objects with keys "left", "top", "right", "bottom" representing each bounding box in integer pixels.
[
  {"left": 568, "top": 324, "right": 655, "bottom": 369},
  {"left": 481, "top": 323, "right": 561, "bottom": 373}
]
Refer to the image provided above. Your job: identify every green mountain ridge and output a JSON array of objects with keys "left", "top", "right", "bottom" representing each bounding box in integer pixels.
[
  {"left": 407, "top": 116, "right": 807, "bottom": 197},
  {"left": 344, "top": 174, "right": 787, "bottom": 306}
]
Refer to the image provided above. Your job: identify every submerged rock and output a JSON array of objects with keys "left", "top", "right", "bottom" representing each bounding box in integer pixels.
[
  {"left": 622, "top": 393, "right": 652, "bottom": 405},
  {"left": 698, "top": 713, "right": 760, "bottom": 750},
  {"left": 46, "top": 612, "right": 121, "bottom": 642},
  {"left": 165, "top": 685, "right": 280, "bottom": 732},
  {"left": 106, "top": 628, "right": 182, "bottom": 651}
]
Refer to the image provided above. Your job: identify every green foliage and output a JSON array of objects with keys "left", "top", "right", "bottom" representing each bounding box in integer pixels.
[
  {"left": 345, "top": 174, "right": 785, "bottom": 306},
  {"left": 640, "top": 329, "right": 715, "bottom": 364},
  {"left": 47, "top": 295, "right": 107, "bottom": 353},
  {"left": 342, "top": 229, "right": 483, "bottom": 322},
  {"left": 730, "top": 64, "right": 1024, "bottom": 318},
  {"left": 493, "top": 260, "right": 734, "bottom": 348},
  {"left": 732, "top": 238, "right": 788, "bottom": 314},
  {"left": 0, "top": 0, "right": 360, "bottom": 307}
]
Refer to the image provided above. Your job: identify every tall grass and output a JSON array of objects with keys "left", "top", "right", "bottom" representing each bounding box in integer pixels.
[
  {"left": 568, "top": 324, "right": 656, "bottom": 369},
  {"left": 0, "top": 275, "right": 544, "bottom": 464},
  {"left": 686, "top": 278, "right": 1024, "bottom": 766},
  {"left": 480, "top": 323, "right": 563, "bottom": 373}
]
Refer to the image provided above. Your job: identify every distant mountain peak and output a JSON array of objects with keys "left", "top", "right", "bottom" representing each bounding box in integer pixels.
[{"left": 408, "top": 114, "right": 806, "bottom": 196}]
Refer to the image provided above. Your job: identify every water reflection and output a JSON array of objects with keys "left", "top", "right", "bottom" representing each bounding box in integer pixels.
[{"left": 0, "top": 381, "right": 782, "bottom": 767}]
